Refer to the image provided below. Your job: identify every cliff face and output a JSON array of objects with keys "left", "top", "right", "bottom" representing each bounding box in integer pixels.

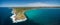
[
  {"left": 13, "top": 8, "right": 31, "bottom": 20},
  {"left": 10, "top": 8, "right": 33, "bottom": 23}
]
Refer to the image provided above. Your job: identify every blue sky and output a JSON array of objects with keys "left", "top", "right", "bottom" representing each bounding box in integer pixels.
[{"left": 1, "top": 0, "right": 60, "bottom": 7}]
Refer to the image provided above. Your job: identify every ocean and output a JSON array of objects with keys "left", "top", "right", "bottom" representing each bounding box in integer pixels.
[{"left": 0, "top": 7, "right": 60, "bottom": 25}]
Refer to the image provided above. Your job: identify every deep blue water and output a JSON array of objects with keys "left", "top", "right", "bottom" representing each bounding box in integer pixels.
[{"left": 0, "top": 7, "right": 60, "bottom": 25}]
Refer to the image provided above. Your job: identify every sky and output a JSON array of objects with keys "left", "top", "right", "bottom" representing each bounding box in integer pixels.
[{"left": 1, "top": 0, "right": 60, "bottom": 7}]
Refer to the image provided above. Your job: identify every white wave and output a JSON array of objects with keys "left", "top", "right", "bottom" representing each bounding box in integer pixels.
[{"left": 10, "top": 11, "right": 27, "bottom": 23}]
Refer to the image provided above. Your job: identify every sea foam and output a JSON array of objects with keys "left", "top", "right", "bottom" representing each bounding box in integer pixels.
[{"left": 10, "top": 11, "right": 27, "bottom": 23}]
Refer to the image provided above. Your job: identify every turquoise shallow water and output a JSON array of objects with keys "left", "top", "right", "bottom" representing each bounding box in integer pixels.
[{"left": 25, "top": 8, "right": 60, "bottom": 25}]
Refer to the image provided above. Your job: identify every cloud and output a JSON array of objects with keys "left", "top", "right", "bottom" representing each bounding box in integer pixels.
[
  {"left": 22, "top": 2, "right": 60, "bottom": 7},
  {"left": 1, "top": 2, "right": 60, "bottom": 7}
]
